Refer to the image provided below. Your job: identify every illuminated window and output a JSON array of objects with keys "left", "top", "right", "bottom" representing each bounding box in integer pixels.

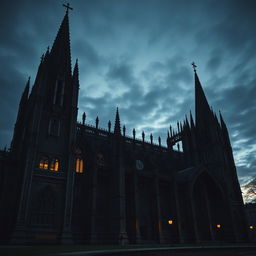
[
  {"left": 75, "top": 158, "right": 84, "bottom": 173},
  {"left": 168, "top": 220, "right": 173, "bottom": 225},
  {"left": 50, "top": 158, "right": 59, "bottom": 171},
  {"left": 39, "top": 156, "right": 49, "bottom": 170}
]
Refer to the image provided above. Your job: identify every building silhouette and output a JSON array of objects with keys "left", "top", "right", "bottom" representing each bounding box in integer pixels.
[{"left": 0, "top": 8, "right": 248, "bottom": 244}]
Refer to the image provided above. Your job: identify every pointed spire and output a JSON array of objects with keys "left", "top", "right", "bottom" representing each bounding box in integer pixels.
[
  {"left": 185, "top": 115, "right": 189, "bottom": 126},
  {"left": 50, "top": 8, "right": 72, "bottom": 76},
  {"left": 114, "top": 107, "right": 121, "bottom": 135},
  {"left": 194, "top": 70, "right": 211, "bottom": 126},
  {"left": 40, "top": 54, "right": 45, "bottom": 63},
  {"left": 20, "top": 77, "right": 30, "bottom": 104},
  {"left": 123, "top": 125, "right": 126, "bottom": 136},
  {"left": 190, "top": 110, "right": 195, "bottom": 128},
  {"left": 219, "top": 111, "right": 227, "bottom": 129},
  {"left": 150, "top": 133, "right": 153, "bottom": 144},
  {"left": 133, "top": 128, "right": 136, "bottom": 140},
  {"left": 73, "top": 59, "right": 79, "bottom": 80},
  {"left": 158, "top": 136, "right": 161, "bottom": 147},
  {"left": 73, "top": 59, "right": 79, "bottom": 85},
  {"left": 108, "top": 120, "right": 111, "bottom": 133},
  {"left": 82, "top": 112, "right": 86, "bottom": 125},
  {"left": 95, "top": 116, "right": 99, "bottom": 129},
  {"left": 71, "top": 59, "right": 79, "bottom": 107},
  {"left": 219, "top": 111, "right": 232, "bottom": 148},
  {"left": 142, "top": 131, "right": 145, "bottom": 142}
]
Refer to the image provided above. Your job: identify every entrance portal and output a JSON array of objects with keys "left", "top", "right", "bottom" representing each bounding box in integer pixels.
[{"left": 193, "top": 172, "right": 234, "bottom": 242}]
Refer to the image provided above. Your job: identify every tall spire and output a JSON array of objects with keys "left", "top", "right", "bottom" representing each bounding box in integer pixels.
[
  {"left": 114, "top": 107, "right": 121, "bottom": 135},
  {"left": 73, "top": 59, "right": 79, "bottom": 82},
  {"left": 20, "top": 77, "right": 30, "bottom": 104},
  {"left": 219, "top": 110, "right": 231, "bottom": 147},
  {"left": 50, "top": 6, "right": 72, "bottom": 76},
  {"left": 193, "top": 64, "right": 211, "bottom": 127},
  {"left": 190, "top": 110, "right": 195, "bottom": 129},
  {"left": 219, "top": 111, "right": 227, "bottom": 130},
  {"left": 72, "top": 59, "right": 79, "bottom": 107}
]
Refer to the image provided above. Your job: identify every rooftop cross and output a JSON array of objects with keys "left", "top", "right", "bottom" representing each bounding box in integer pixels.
[
  {"left": 191, "top": 62, "right": 197, "bottom": 72},
  {"left": 63, "top": 2, "right": 73, "bottom": 14}
]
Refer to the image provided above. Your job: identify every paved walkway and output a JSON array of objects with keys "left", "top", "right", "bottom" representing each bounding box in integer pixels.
[{"left": 44, "top": 245, "right": 256, "bottom": 256}]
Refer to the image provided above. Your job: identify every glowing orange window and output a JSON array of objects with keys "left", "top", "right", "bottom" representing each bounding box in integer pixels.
[
  {"left": 75, "top": 158, "right": 84, "bottom": 173},
  {"left": 39, "top": 156, "right": 49, "bottom": 170},
  {"left": 50, "top": 158, "right": 59, "bottom": 171}
]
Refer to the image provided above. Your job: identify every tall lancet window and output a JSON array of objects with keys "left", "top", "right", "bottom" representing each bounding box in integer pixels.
[
  {"left": 39, "top": 156, "right": 49, "bottom": 170},
  {"left": 75, "top": 158, "right": 84, "bottom": 173},
  {"left": 53, "top": 79, "right": 65, "bottom": 106},
  {"left": 50, "top": 158, "right": 59, "bottom": 171},
  {"left": 75, "top": 148, "right": 84, "bottom": 173}
]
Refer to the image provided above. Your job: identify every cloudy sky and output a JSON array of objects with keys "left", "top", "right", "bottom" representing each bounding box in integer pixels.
[{"left": 0, "top": 0, "right": 255, "bottom": 196}]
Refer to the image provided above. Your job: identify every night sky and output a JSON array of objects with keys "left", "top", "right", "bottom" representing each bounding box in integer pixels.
[{"left": 0, "top": 0, "right": 255, "bottom": 200}]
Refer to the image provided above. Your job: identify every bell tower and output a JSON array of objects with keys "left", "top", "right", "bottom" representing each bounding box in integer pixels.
[{"left": 11, "top": 4, "right": 79, "bottom": 243}]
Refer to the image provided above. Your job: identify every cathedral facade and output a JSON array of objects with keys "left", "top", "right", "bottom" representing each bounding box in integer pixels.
[{"left": 0, "top": 9, "right": 248, "bottom": 244}]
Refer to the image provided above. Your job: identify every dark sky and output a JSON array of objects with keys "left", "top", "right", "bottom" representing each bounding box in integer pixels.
[{"left": 0, "top": 0, "right": 255, "bottom": 196}]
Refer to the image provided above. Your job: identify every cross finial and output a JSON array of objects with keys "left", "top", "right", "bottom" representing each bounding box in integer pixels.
[
  {"left": 191, "top": 62, "right": 197, "bottom": 73},
  {"left": 63, "top": 2, "right": 73, "bottom": 14}
]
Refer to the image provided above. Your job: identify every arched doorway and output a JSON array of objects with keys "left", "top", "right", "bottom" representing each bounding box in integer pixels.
[{"left": 192, "top": 171, "right": 234, "bottom": 242}]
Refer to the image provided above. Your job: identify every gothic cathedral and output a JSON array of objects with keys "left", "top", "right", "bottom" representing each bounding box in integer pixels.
[{"left": 0, "top": 8, "right": 248, "bottom": 244}]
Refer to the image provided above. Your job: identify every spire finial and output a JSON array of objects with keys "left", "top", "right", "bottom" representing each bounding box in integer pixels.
[
  {"left": 63, "top": 3, "right": 73, "bottom": 14},
  {"left": 191, "top": 62, "right": 197, "bottom": 73}
]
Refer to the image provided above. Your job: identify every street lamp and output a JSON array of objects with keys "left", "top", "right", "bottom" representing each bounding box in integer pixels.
[
  {"left": 249, "top": 225, "right": 254, "bottom": 230},
  {"left": 216, "top": 224, "right": 221, "bottom": 229}
]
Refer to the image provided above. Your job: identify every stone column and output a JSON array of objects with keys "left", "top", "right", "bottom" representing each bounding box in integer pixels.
[
  {"left": 60, "top": 155, "right": 76, "bottom": 244},
  {"left": 203, "top": 184, "right": 216, "bottom": 241},
  {"left": 154, "top": 176, "right": 165, "bottom": 243},
  {"left": 111, "top": 138, "right": 128, "bottom": 245},
  {"left": 174, "top": 183, "right": 183, "bottom": 243},
  {"left": 90, "top": 158, "right": 98, "bottom": 244},
  {"left": 190, "top": 193, "right": 201, "bottom": 243},
  {"left": 10, "top": 151, "right": 35, "bottom": 244},
  {"left": 134, "top": 173, "right": 142, "bottom": 244}
]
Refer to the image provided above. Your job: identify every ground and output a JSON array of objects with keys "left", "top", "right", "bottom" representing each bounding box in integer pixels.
[{"left": 0, "top": 244, "right": 256, "bottom": 256}]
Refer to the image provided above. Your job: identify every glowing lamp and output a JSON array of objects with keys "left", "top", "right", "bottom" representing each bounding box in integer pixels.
[
  {"left": 168, "top": 220, "right": 173, "bottom": 225},
  {"left": 217, "top": 224, "right": 221, "bottom": 229},
  {"left": 249, "top": 225, "right": 254, "bottom": 230}
]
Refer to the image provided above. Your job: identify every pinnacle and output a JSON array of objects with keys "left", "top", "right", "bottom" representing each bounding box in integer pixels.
[{"left": 114, "top": 107, "right": 121, "bottom": 135}]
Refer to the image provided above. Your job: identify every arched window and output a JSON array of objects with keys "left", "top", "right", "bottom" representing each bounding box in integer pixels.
[
  {"left": 75, "top": 158, "right": 84, "bottom": 173},
  {"left": 50, "top": 158, "right": 59, "bottom": 171},
  {"left": 39, "top": 156, "right": 49, "bottom": 170}
]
